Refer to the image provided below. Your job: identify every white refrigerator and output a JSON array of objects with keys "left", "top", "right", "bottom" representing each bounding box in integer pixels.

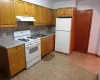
[{"left": 55, "top": 18, "right": 72, "bottom": 54}]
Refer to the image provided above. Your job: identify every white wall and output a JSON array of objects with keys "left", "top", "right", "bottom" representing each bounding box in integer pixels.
[
  {"left": 23, "top": 0, "right": 52, "bottom": 8},
  {"left": 77, "top": 0, "right": 100, "bottom": 54},
  {"left": 52, "top": 0, "right": 76, "bottom": 9}
]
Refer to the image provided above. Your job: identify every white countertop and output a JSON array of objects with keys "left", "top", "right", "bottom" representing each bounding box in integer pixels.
[{"left": 0, "top": 37, "right": 25, "bottom": 49}]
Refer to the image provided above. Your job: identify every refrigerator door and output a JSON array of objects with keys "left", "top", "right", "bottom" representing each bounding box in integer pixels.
[
  {"left": 55, "top": 31, "right": 71, "bottom": 54},
  {"left": 56, "top": 18, "right": 72, "bottom": 31}
]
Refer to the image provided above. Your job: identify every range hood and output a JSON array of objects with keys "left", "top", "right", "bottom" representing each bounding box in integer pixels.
[{"left": 16, "top": 16, "right": 36, "bottom": 22}]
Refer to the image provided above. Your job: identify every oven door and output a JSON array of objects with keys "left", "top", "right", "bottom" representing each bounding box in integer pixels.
[{"left": 25, "top": 43, "right": 41, "bottom": 63}]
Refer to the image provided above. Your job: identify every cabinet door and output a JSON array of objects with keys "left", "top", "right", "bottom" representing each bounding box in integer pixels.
[
  {"left": 34, "top": 5, "right": 40, "bottom": 25},
  {"left": 64, "top": 8, "right": 72, "bottom": 16},
  {"left": 49, "top": 35, "right": 55, "bottom": 51},
  {"left": 46, "top": 8, "right": 49, "bottom": 25},
  {"left": 50, "top": 9, "right": 53, "bottom": 25},
  {"left": 44, "top": 7, "right": 48, "bottom": 25},
  {"left": 25, "top": 2, "right": 34, "bottom": 16},
  {"left": 57, "top": 8, "right": 65, "bottom": 17},
  {"left": 52, "top": 9, "right": 57, "bottom": 25},
  {"left": 39, "top": 6, "right": 43, "bottom": 25},
  {"left": 42, "top": 7, "right": 46, "bottom": 25},
  {"left": 8, "top": 53, "right": 18, "bottom": 66},
  {"left": 41, "top": 36, "right": 54, "bottom": 57},
  {"left": 47, "top": 9, "right": 51, "bottom": 25},
  {"left": 46, "top": 37, "right": 51, "bottom": 53},
  {"left": 32, "top": 4, "right": 36, "bottom": 17},
  {"left": 41, "top": 38, "right": 48, "bottom": 57},
  {"left": 48, "top": 9, "right": 53, "bottom": 25},
  {"left": 17, "top": 50, "right": 26, "bottom": 71},
  {"left": 15, "top": 0, "right": 26, "bottom": 16},
  {"left": 0, "top": 0, "right": 16, "bottom": 27},
  {"left": 10, "top": 63, "right": 19, "bottom": 77}
]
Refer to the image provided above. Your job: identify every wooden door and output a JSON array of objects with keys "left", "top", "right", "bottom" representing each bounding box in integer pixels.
[
  {"left": 75, "top": 10, "right": 93, "bottom": 53},
  {"left": 15, "top": 0, "right": 26, "bottom": 16},
  {"left": 0, "top": 0, "right": 16, "bottom": 27}
]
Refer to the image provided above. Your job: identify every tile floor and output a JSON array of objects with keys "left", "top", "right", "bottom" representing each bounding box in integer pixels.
[
  {"left": 0, "top": 51, "right": 98, "bottom": 80},
  {"left": 68, "top": 51, "right": 100, "bottom": 74}
]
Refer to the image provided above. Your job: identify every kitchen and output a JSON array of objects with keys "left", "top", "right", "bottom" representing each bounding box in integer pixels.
[{"left": 0, "top": 0, "right": 100, "bottom": 80}]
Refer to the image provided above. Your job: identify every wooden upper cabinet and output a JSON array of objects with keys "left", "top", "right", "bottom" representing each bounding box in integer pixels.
[
  {"left": 64, "top": 8, "right": 73, "bottom": 16},
  {"left": 34, "top": 5, "right": 41, "bottom": 25},
  {"left": 15, "top": 0, "right": 26, "bottom": 16},
  {"left": 41, "top": 7, "right": 46, "bottom": 25},
  {"left": 57, "top": 8, "right": 65, "bottom": 17},
  {"left": 50, "top": 9, "right": 54, "bottom": 25},
  {"left": 0, "top": 0, "right": 16, "bottom": 27},
  {"left": 25, "top": 2, "right": 34, "bottom": 16},
  {"left": 47, "top": 9, "right": 52, "bottom": 25},
  {"left": 52, "top": 9, "right": 57, "bottom": 25},
  {"left": 57, "top": 7, "right": 73, "bottom": 17},
  {"left": 32, "top": 4, "right": 36, "bottom": 17}
]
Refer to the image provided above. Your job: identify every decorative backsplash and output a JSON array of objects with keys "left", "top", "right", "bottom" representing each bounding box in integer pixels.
[{"left": 0, "top": 22, "right": 55, "bottom": 40}]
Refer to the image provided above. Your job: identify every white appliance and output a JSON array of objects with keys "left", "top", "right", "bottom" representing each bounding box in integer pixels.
[
  {"left": 14, "top": 30, "right": 41, "bottom": 69},
  {"left": 55, "top": 18, "right": 72, "bottom": 54},
  {"left": 16, "top": 16, "right": 36, "bottom": 22}
]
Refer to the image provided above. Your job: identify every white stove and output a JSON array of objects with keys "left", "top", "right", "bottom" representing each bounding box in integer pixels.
[{"left": 14, "top": 30, "right": 41, "bottom": 69}]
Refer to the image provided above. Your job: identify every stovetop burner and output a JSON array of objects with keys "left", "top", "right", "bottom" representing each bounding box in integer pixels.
[
  {"left": 18, "top": 38, "right": 29, "bottom": 42},
  {"left": 27, "top": 36, "right": 37, "bottom": 39}
]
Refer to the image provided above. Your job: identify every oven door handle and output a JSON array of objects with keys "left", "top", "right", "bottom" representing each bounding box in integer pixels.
[{"left": 26, "top": 43, "right": 40, "bottom": 49}]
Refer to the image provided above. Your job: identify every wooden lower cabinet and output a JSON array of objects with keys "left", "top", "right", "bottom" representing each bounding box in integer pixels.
[
  {"left": 0, "top": 44, "right": 26, "bottom": 78},
  {"left": 10, "top": 63, "right": 19, "bottom": 77},
  {"left": 41, "top": 35, "right": 55, "bottom": 57},
  {"left": 17, "top": 50, "right": 26, "bottom": 71},
  {"left": 49, "top": 35, "right": 55, "bottom": 51}
]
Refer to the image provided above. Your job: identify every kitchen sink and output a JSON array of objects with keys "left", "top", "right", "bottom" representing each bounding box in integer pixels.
[{"left": 34, "top": 34, "right": 48, "bottom": 38}]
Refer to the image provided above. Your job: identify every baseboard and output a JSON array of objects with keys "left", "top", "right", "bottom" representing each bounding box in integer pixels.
[{"left": 87, "top": 52, "right": 99, "bottom": 57}]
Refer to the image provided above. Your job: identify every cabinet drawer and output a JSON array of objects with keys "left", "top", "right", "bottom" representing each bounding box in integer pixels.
[
  {"left": 8, "top": 53, "right": 18, "bottom": 66},
  {"left": 8, "top": 47, "right": 17, "bottom": 56},
  {"left": 16, "top": 45, "right": 24, "bottom": 51},
  {"left": 10, "top": 63, "right": 19, "bottom": 77}
]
